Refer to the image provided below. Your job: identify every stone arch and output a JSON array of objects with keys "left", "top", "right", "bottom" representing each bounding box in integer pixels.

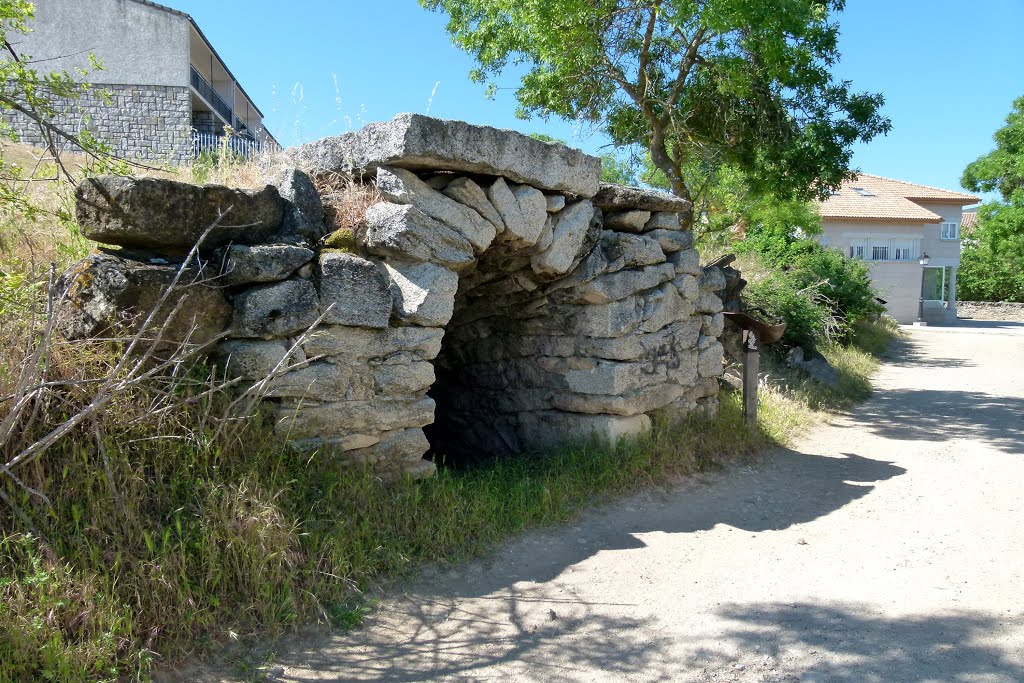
[
  {"left": 63, "top": 114, "right": 724, "bottom": 482},
  {"left": 278, "top": 115, "right": 725, "bottom": 477}
]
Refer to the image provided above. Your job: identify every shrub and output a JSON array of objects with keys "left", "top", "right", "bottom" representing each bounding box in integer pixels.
[
  {"left": 783, "top": 246, "right": 884, "bottom": 338},
  {"left": 742, "top": 272, "right": 835, "bottom": 349},
  {"left": 738, "top": 236, "right": 883, "bottom": 345}
]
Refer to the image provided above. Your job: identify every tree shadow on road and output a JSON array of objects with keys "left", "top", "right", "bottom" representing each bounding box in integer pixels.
[
  {"left": 850, "top": 388, "right": 1024, "bottom": 455},
  {"left": 689, "top": 601, "right": 1024, "bottom": 682},
  {"left": 882, "top": 337, "right": 976, "bottom": 369},
  {"left": 425, "top": 449, "right": 905, "bottom": 600},
  {"left": 191, "top": 450, "right": 905, "bottom": 682},
  {"left": 253, "top": 585, "right": 683, "bottom": 682}
]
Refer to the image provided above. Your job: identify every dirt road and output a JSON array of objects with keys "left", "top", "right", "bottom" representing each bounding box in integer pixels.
[{"left": 239, "top": 321, "right": 1024, "bottom": 682}]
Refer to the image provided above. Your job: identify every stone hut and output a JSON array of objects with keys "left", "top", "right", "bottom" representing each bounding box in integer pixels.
[{"left": 62, "top": 114, "right": 725, "bottom": 479}]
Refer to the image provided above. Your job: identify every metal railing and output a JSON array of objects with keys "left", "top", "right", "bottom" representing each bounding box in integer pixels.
[
  {"left": 191, "top": 131, "right": 279, "bottom": 160},
  {"left": 189, "top": 65, "right": 232, "bottom": 123}
]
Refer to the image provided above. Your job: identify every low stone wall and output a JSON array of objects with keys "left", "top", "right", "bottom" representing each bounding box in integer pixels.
[
  {"left": 2, "top": 83, "right": 191, "bottom": 163},
  {"left": 957, "top": 301, "right": 1024, "bottom": 322},
  {"left": 59, "top": 114, "right": 724, "bottom": 479}
]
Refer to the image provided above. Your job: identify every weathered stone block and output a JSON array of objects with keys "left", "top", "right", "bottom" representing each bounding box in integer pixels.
[
  {"left": 702, "top": 312, "right": 725, "bottom": 337},
  {"left": 218, "top": 243, "right": 315, "bottom": 286},
  {"left": 267, "top": 361, "right": 374, "bottom": 401},
  {"left": 232, "top": 278, "right": 320, "bottom": 338},
  {"left": 696, "top": 290, "right": 724, "bottom": 314},
  {"left": 303, "top": 325, "right": 444, "bottom": 361},
  {"left": 551, "top": 383, "right": 687, "bottom": 416},
  {"left": 377, "top": 166, "right": 496, "bottom": 252},
  {"left": 76, "top": 176, "right": 284, "bottom": 251},
  {"left": 213, "top": 339, "right": 303, "bottom": 380},
  {"left": 699, "top": 266, "right": 727, "bottom": 291},
  {"left": 56, "top": 252, "right": 230, "bottom": 346},
  {"left": 592, "top": 183, "right": 693, "bottom": 213},
  {"left": 270, "top": 167, "right": 327, "bottom": 241},
  {"left": 373, "top": 360, "right": 435, "bottom": 394},
  {"left": 673, "top": 274, "right": 700, "bottom": 301},
  {"left": 601, "top": 232, "right": 666, "bottom": 271},
  {"left": 383, "top": 259, "right": 458, "bottom": 327},
  {"left": 571, "top": 297, "right": 644, "bottom": 338},
  {"left": 604, "top": 209, "right": 651, "bottom": 233},
  {"left": 364, "top": 202, "right": 476, "bottom": 269},
  {"left": 670, "top": 249, "right": 702, "bottom": 276},
  {"left": 647, "top": 229, "right": 693, "bottom": 253},
  {"left": 535, "top": 356, "right": 663, "bottom": 395},
  {"left": 276, "top": 397, "right": 435, "bottom": 437},
  {"left": 698, "top": 341, "right": 725, "bottom": 378},
  {"left": 344, "top": 428, "right": 431, "bottom": 466},
  {"left": 640, "top": 283, "right": 690, "bottom": 333},
  {"left": 517, "top": 411, "right": 652, "bottom": 451},
  {"left": 562, "top": 262, "right": 676, "bottom": 305},
  {"left": 442, "top": 176, "right": 504, "bottom": 231},
  {"left": 317, "top": 252, "right": 392, "bottom": 328},
  {"left": 291, "top": 113, "right": 601, "bottom": 196},
  {"left": 545, "top": 194, "right": 566, "bottom": 212},
  {"left": 645, "top": 212, "right": 681, "bottom": 231},
  {"left": 531, "top": 199, "right": 595, "bottom": 277}
]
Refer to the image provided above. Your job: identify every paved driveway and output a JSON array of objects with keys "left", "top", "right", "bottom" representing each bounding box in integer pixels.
[{"left": 227, "top": 321, "right": 1024, "bottom": 682}]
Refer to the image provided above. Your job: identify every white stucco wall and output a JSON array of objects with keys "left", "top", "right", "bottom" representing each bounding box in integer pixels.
[
  {"left": 915, "top": 203, "right": 964, "bottom": 270},
  {"left": 819, "top": 219, "right": 956, "bottom": 324},
  {"left": 17, "top": 0, "right": 190, "bottom": 86}
]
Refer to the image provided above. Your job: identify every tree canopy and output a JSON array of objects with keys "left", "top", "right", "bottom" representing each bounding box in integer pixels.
[
  {"left": 958, "top": 96, "right": 1024, "bottom": 302},
  {"left": 422, "top": 0, "right": 891, "bottom": 209}
]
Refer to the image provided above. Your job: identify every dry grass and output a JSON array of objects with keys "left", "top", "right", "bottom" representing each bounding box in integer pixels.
[
  {"left": 0, "top": 143, "right": 893, "bottom": 683},
  {"left": 316, "top": 170, "right": 381, "bottom": 243}
]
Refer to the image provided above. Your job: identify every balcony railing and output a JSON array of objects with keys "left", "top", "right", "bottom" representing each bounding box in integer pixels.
[
  {"left": 189, "top": 65, "right": 232, "bottom": 124},
  {"left": 191, "top": 131, "right": 279, "bottom": 160}
]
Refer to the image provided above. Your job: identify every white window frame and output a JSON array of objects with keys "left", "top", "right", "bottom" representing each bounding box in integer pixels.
[
  {"left": 848, "top": 236, "right": 922, "bottom": 262},
  {"left": 940, "top": 222, "right": 959, "bottom": 240}
]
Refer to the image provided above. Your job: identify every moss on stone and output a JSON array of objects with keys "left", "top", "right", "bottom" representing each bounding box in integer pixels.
[{"left": 322, "top": 228, "right": 358, "bottom": 254}]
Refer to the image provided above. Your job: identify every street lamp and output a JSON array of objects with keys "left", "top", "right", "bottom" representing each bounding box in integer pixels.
[{"left": 917, "top": 252, "right": 931, "bottom": 325}]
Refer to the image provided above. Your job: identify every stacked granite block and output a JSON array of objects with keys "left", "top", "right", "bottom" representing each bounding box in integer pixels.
[{"left": 60, "top": 114, "right": 725, "bottom": 479}]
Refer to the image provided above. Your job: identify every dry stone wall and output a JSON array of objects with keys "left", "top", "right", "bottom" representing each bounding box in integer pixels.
[{"left": 60, "top": 114, "right": 724, "bottom": 479}]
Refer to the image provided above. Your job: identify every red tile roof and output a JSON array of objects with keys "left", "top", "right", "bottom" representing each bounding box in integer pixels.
[
  {"left": 961, "top": 211, "right": 978, "bottom": 231},
  {"left": 819, "top": 174, "right": 979, "bottom": 223}
]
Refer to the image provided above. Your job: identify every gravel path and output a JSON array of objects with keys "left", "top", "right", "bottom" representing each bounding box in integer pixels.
[{"left": 208, "top": 320, "right": 1024, "bottom": 682}]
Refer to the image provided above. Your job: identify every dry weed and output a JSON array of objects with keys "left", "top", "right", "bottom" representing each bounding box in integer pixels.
[{"left": 315, "top": 170, "right": 381, "bottom": 242}]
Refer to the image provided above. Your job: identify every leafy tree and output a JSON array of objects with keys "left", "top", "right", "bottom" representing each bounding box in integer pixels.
[
  {"left": 959, "top": 96, "right": 1024, "bottom": 302},
  {"left": 422, "top": 0, "right": 890, "bottom": 212}
]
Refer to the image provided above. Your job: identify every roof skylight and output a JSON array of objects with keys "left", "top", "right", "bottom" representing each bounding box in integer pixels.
[{"left": 852, "top": 187, "right": 876, "bottom": 197}]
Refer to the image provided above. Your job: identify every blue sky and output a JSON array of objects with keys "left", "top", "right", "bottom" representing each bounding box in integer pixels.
[{"left": 168, "top": 0, "right": 1024, "bottom": 197}]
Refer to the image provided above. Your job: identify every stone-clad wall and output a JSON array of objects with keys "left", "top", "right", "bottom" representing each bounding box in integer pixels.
[
  {"left": 60, "top": 114, "right": 725, "bottom": 480},
  {"left": 3, "top": 84, "right": 191, "bottom": 163}
]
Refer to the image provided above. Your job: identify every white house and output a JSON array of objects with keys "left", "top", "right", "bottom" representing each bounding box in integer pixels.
[
  {"left": 3, "top": 0, "right": 278, "bottom": 162},
  {"left": 818, "top": 174, "right": 978, "bottom": 324}
]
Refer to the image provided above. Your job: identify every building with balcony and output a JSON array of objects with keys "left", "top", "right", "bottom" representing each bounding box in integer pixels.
[
  {"left": 818, "top": 174, "right": 979, "bottom": 325},
  {"left": 4, "top": 0, "right": 278, "bottom": 162}
]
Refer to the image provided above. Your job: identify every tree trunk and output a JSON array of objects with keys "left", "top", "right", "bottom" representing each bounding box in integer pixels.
[{"left": 648, "top": 129, "right": 692, "bottom": 228}]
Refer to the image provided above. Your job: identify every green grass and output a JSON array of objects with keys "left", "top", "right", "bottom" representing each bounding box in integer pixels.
[
  {"left": 0, "top": 314, "right": 897, "bottom": 683},
  {"left": 0, "top": 147, "right": 899, "bottom": 682},
  {"left": 0, "top": 389, "right": 775, "bottom": 683}
]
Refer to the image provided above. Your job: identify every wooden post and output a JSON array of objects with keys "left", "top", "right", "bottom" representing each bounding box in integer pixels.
[{"left": 742, "top": 329, "right": 759, "bottom": 425}]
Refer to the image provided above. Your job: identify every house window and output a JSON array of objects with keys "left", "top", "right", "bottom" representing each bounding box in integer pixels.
[
  {"left": 846, "top": 236, "right": 921, "bottom": 261},
  {"left": 922, "top": 266, "right": 946, "bottom": 301},
  {"left": 940, "top": 222, "right": 959, "bottom": 240}
]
